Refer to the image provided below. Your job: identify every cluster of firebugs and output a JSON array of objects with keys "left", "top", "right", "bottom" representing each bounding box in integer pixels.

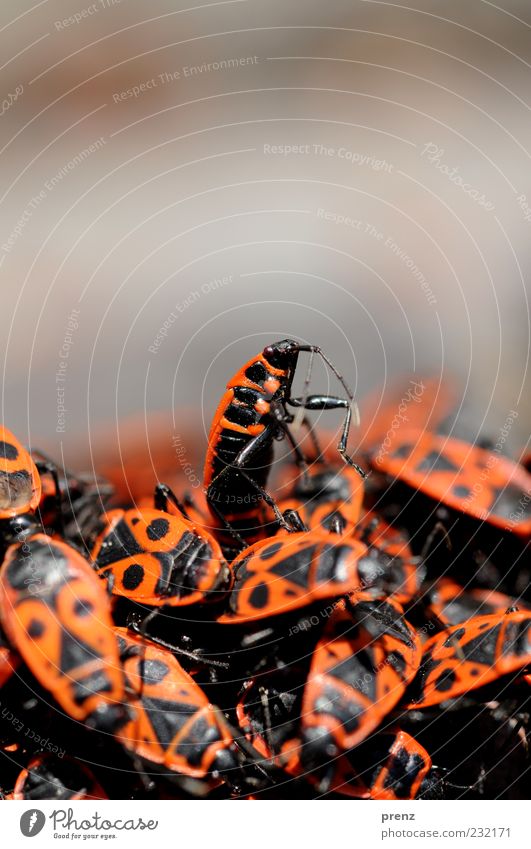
[{"left": 0, "top": 339, "right": 530, "bottom": 800}]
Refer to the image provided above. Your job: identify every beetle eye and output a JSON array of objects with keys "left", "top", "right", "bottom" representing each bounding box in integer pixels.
[{"left": 263, "top": 339, "right": 299, "bottom": 366}]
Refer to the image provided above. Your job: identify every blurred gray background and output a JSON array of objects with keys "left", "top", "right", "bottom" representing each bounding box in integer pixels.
[{"left": 1, "top": 0, "right": 530, "bottom": 475}]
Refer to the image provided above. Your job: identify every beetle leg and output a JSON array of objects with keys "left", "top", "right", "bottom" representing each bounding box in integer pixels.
[
  {"left": 234, "top": 468, "right": 293, "bottom": 531},
  {"left": 206, "top": 498, "right": 248, "bottom": 552},
  {"left": 208, "top": 428, "right": 291, "bottom": 532},
  {"left": 420, "top": 520, "right": 452, "bottom": 561},
  {"left": 288, "top": 395, "right": 366, "bottom": 479},
  {"left": 154, "top": 482, "right": 192, "bottom": 520},
  {"left": 282, "top": 508, "right": 308, "bottom": 532},
  {"left": 269, "top": 402, "right": 310, "bottom": 484},
  {"left": 127, "top": 622, "right": 230, "bottom": 669},
  {"left": 259, "top": 686, "right": 275, "bottom": 755},
  {"left": 35, "top": 460, "right": 65, "bottom": 537}
]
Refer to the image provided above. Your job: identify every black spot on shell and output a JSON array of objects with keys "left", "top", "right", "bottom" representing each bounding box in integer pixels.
[
  {"left": 0, "top": 441, "right": 19, "bottom": 461},
  {"left": 74, "top": 599, "right": 93, "bottom": 617},
  {"left": 391, "top": 443, "right": 414, "bottom": 459},
  {"left": 316, "top": 544, "right": 353, "bottom": 584},
  {"left": 270, "top": 545, "right": 316, "bottom": 587},
  {"left": 461, "top": 624, "right": 501, "bottom": 665},
  {"left": 388, "top": 650, "right": 406, "bottom": 675},
  {"left": 233, "top": 386, "right": 260, "bottom": 404},
  {"left": 259, "top": 542, "right": 283, "bottom": 560},
  {"left": 122, "top": 563, "right": 145, "bottom": 590},
  {"left": 245, "top": 362, "right": 267, "bottom": 384},
  {"left": 249, "top": 582, "right": 269, "bottom": 609},
  {"left": 27, "top": 618, "right": 45, "bottom": 638},
  {"left": 147, "top": 518, "right": 170, "bottom": 542},
  {"left": 95, "top": 519, "right": 143, "bottom": 566},
  {"left": 416, "top": 451, "right": 459, "bottom": 474},
  {"left": 443, "top": 627, "right": 466, "bottom": 647},
  {"left": 434, "top": 668, "right": 456, "bottom": 692},
  {"left": 224, "top": 404, "right": 256, "bottom": 427},
  {"left": 142, "top": 659, "right": 170, "bottom": 684}
]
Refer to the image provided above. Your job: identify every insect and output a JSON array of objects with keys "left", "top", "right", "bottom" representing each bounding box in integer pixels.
[
  {"left": 355, "top": 513, "right": 426, "bottom": 606},
  {"left": 0, "top": 426, "right": 115, "bottom": 564},
  {"left": 275, "top": 469, "right": 424, "bottom": 608},
  {"left": 218, "top": 531, "right": 370, "bottom": 623},
  {"left": 116, "top": 628, "right": 239, "bottom": 780},
  {"left": 0, "top": 425, "right": 43, "bottom": 515},
  {"left": 357, "top": 376, "right": 457, "bottom": 457},
  {"left": 92, "top": 500, "right": 231, "bottom": 607},
  {"left": 407, "top": 609, "right": 531, "bottom": 708},
  {"left": 277, "top": 463, "right": 364, "bottom": 536},
  {"left": 236, "top": 675, "right": 435, "bottom": 799},
  {"left": 374, "top": 429, "right": 531, "bottom": 538},
  {"left": 203, "top": 339, "right": 364, "bottom": 545},
  {"left": 0, "top": 426, "right": 44, "bottom": 545},
  {"left": 317, "top": 729, "right": 435, "bottom": 800},
  {"left": 426, "top": 578, "right": 530, "bottom": 628},
  {"left": 34, "top": 452, "right": 114, "bottom": 549},
  {"left": 0, "top": 534, "right": 129, "bottom": 732},
  {"left": 0, "top": 426, "right": 77, "bottom": 546},
  {"left": 301, "top": 597, "right": 421, "bottom": 766},
  {"left": 235, "top": 666, "right": 305, "bottom": 777},
  {"left": 9, "top": 755, "right": 107, "bottom": 801}
]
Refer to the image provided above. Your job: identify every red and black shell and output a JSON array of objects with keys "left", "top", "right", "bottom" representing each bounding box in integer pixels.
[
  {"left": 355, "top": 512, "right": 425, "bottom": 606},
  {"left": 203, "top": 340, "right": 301, "bottom": 540},
  {"left": 36, "top": 457, "right": 114, "bottom": 545},
  {"left": 236, "top": 675, "right": 434, "bottom": 799},
  {"left": 427, "top": 578, "right": 530, "bottom": 628},
  {"left": 92, "top": 507, "right": 230, "bottom": 607},
  {"left": 301, "top": 597, "right": 421, "bottom": 762},
  {"left": 10, "top": 755, "right": 107, "bottom": 801},
  {"left": 374, "top": 429, "right": 531, "bottom": 538},
  {"left": 322, "top": 729, "right": 434, "bottom": 800},
  {"left": 358, "top": 376, "right": 457, "bottom": 457},
  {"left": 362, "top": 730, "right": 435, "bottom": 800},
  {"left": 277, "top": 463, "right": 364, "bottom": 535},
  {"left": 235, "top": 669, "right": 304, "bottom": 776},
  {"left": 407, "top": 609, "right": 531, "bottom": 708},
  {"left": 116, "top": 628, "right": 238, "bottom": 779},
  {"left": 218, "top": 531, "right": 369, "bottom": 623},
  {"left": 0, "top": 534, "right": 129, "bottom": 732},
  {"left": 0, "top": 426, "right": 41, "bottom": 520}
]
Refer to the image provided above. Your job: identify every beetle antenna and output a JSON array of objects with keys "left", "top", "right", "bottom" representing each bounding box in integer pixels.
[{"left": 293, "top": 348, "right": 315, "bottom": 431}]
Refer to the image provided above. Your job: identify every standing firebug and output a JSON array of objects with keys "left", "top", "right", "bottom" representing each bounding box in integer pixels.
[{"left": 204, "top": 340, "right": 364, "bottom": 546}]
